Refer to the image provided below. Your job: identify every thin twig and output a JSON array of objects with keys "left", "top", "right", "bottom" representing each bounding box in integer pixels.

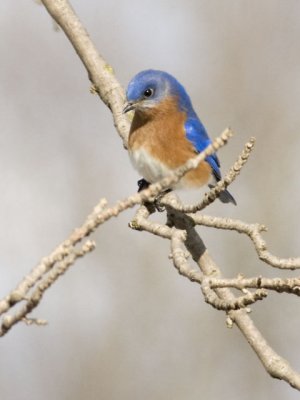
[
  {"left": 161, "top": 137, "right": 255, "bottom": 211},
  {"left": 192, "top": 214, "right": 300, "bottom": 269}
]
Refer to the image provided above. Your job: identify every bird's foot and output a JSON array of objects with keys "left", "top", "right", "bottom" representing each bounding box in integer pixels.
[
  {"left": 153, "top": 189, "right": 172, "bottom": 212},
  {"left": 136, "top": 178, "right": 171, "bottom": 212}
]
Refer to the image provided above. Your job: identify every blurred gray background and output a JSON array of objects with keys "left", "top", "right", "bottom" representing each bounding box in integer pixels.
[{"left": 1, "top": 1, "right": 300, "bottom": 399}]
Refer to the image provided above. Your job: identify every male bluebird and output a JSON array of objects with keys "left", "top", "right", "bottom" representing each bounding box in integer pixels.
[{"left": 123, "top": 70, "right": 236, "bottom": 205}]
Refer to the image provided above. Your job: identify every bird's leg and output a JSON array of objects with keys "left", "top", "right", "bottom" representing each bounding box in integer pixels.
[
  {"left": 154, "top": 189, "right": 172, "bottom": 212},
  {"left": 136, "top": 178, "right": 171, "bottom": 212}
]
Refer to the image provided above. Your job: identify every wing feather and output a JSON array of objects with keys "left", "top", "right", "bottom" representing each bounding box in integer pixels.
[{"left": 184, "top": 117, "right": 221, "bottom": 180}]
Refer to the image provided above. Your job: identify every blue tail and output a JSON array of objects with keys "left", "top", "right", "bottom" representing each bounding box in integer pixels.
[
  {"left": 219, "top": 189, "right": 236, "bottom": 205},
  {"left": 208, "top": 184, "right": 236, "bottom": 205}
]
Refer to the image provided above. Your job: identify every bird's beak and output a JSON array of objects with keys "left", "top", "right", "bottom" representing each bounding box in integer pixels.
[{"left": 123, "top": 101, "right": 136, "bottom": 114}]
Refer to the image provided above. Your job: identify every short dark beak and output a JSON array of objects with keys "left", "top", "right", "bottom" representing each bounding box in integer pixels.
[{"left": 123, "top": 101, "right": 136, "bottom": 114}]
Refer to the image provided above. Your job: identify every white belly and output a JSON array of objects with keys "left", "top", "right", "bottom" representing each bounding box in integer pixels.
[{"left": 129, "top": 148, "right": 172, "bottom": 183}]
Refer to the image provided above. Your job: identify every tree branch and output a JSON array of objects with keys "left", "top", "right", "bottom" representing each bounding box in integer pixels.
[
  {"left": 41, "top": 0, "right": 130, "bottom": 147},
  {"left": 191, "top": 214, "right": 300, "bottom": 269},
  {"left": 0, "top": 131, "right": 231, "bottom": 336},
  {"left": 130, "top": 197, "right": 300, "bottom": 389}
]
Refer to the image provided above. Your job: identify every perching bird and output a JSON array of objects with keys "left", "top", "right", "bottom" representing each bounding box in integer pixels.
[{"left": 123, "top": 69, "right": 236, "bottom": 205}]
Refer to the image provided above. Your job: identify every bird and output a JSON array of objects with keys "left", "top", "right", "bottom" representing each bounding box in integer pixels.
[{"left": 123, "top": 69, "right": 236, "bottom": 205}]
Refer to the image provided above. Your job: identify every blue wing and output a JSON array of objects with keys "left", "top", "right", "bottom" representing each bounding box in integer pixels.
[
  {"left": 184, "top": 117, "right": 221, "bottom": 180},
  {"left": 184, "top": 116, "right": 237, "bottom": 205}
]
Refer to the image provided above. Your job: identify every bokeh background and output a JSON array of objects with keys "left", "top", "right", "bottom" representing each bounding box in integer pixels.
[{"left": 1, "top": 1, "right": 300, "bottom": 399}]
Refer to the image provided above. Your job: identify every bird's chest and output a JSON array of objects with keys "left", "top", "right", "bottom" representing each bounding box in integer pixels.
[
  {"left": 127, "top": 110, "right": 195, "bottom": 183},
  {"left": 129, "top": 146, "right": 172, "bottom": 183},
  {"left": 128, "top": 115, "right": 178, "bottom": 183}
]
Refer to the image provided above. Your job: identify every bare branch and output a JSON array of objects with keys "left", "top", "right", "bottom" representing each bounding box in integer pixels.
[
  {"left": 0, "top": 240, "right": 95, "bottom": 336},
  {"left": 207, "top": 276, "right": 300, "bottom": 296},
  {"left": 201, "top": 277, "right": 268, "bottom": 310},
  {"left": 130, "top": 196, "right": 300, "bottom": 389},
  {"left": 0, "top": 131, "right": 231, "bottom": 336},
  {"left": 40, "top": 0, "right": 130, "bottom": 147},
  {"left": 192, "top": 214, "right": 300, "bottom": 269}
]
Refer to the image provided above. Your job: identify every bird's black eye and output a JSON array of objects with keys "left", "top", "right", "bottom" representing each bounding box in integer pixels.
[{"left": 143, "top": 88, "right": 154, "bottom": 98}]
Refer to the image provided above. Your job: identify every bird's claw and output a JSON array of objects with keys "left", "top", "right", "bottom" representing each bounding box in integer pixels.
[{"left": 136, "top": 178, "right": 171, "bottom": 212}]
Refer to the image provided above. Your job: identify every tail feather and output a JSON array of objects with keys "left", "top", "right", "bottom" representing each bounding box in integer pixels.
[
  {"left": 219, "top": 189, "right": 237, "bottom": 205},
  {"left": 208, "top": 184, "right": 237, "bottom": 205}
]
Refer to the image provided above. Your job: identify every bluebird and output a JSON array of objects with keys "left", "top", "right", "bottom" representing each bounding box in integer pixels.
[{"left": 123, "top": 70, "right": 236, "bottom": 205}]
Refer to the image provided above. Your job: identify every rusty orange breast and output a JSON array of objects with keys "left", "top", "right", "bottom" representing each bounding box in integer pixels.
[{"left": 128, "top": 97, "right": 212, "bottom": 188}]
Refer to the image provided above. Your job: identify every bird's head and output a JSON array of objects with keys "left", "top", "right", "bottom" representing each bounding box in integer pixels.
[{"left": 123, "top": 69, "right": 192, "bottom": 115}]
